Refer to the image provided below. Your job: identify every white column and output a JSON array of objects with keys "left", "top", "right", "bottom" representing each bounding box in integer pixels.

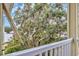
[
  {"left": 76, "top": 3, "right": 79, "bottom": 56},
  {"left": 0, "top": 4, "right": 4, "bottom": 55},
  {"left": 67, "top": 3, "right": 78, "bottom": 56}
]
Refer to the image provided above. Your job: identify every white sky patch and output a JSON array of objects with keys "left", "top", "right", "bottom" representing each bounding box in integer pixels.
[{"left": 4, "top": 32, "right": 13, "bottom": 43}]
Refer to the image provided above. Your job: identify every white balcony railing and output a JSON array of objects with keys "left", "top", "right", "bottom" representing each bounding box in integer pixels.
[{"left": 6, "top": 38, "right": 73, "bottom": 56}]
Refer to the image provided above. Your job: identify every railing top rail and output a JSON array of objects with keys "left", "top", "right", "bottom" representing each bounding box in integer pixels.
[{"left": 6, "top": 38, "right": 73, "bottom": 56}]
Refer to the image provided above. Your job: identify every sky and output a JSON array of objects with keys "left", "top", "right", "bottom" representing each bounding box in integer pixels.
[
  {"left": 3, "top": 3, "right": 67, "bottom": 27},
  {"left": 3, "top": 3, "right": 24, "bottom": 27}
]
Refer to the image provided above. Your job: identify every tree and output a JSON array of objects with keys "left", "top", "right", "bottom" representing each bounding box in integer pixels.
[
  {"left": 5, "top": 3, "right": 67, "bottom": 54},
  {"left": 13, "top": 3, "right": 67, "bottom": 47}
]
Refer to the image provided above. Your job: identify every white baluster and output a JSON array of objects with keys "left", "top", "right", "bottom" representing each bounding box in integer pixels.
[
  {"left": 39, "top": 53, "right": 42, "bottom": 56},
  {"left": 58, "top": 47, "right": 62, "bottom": 56},
  {"left": 61, "top": 46, "right": 64, "bottom": 56},
  {"left": 49, "top": 49, "right": 53, "bottom": 56},
  {"left": 45, "top": 51, "right": 48, "bottom": 56},
  {"left": 54, "top": 48, "right": 58, "bottom": 56}
]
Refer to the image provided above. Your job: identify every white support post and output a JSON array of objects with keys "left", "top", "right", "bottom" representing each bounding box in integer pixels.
[
  {"left": 76, "top": 4, "right": 79, "bottom": 41},
  {"left": 0, "top": 4, "right": 4, "bottom": 55},
  {"left": 67, "top": 3, "right": 78, "bottom": 56}
]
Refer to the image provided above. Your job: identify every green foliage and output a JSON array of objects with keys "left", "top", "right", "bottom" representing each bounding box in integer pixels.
[
  {"left": 5, "top": 27, "right": 12, "bottom": 33},
  {"left": 5, "top": 44, "right": 24, "bottom": 54},
  {"left": 5, "top": 37, "right": 26, "bottom": 54},
  {"left": 5, "top": 3, "right": 67, "bottom": 54}
]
